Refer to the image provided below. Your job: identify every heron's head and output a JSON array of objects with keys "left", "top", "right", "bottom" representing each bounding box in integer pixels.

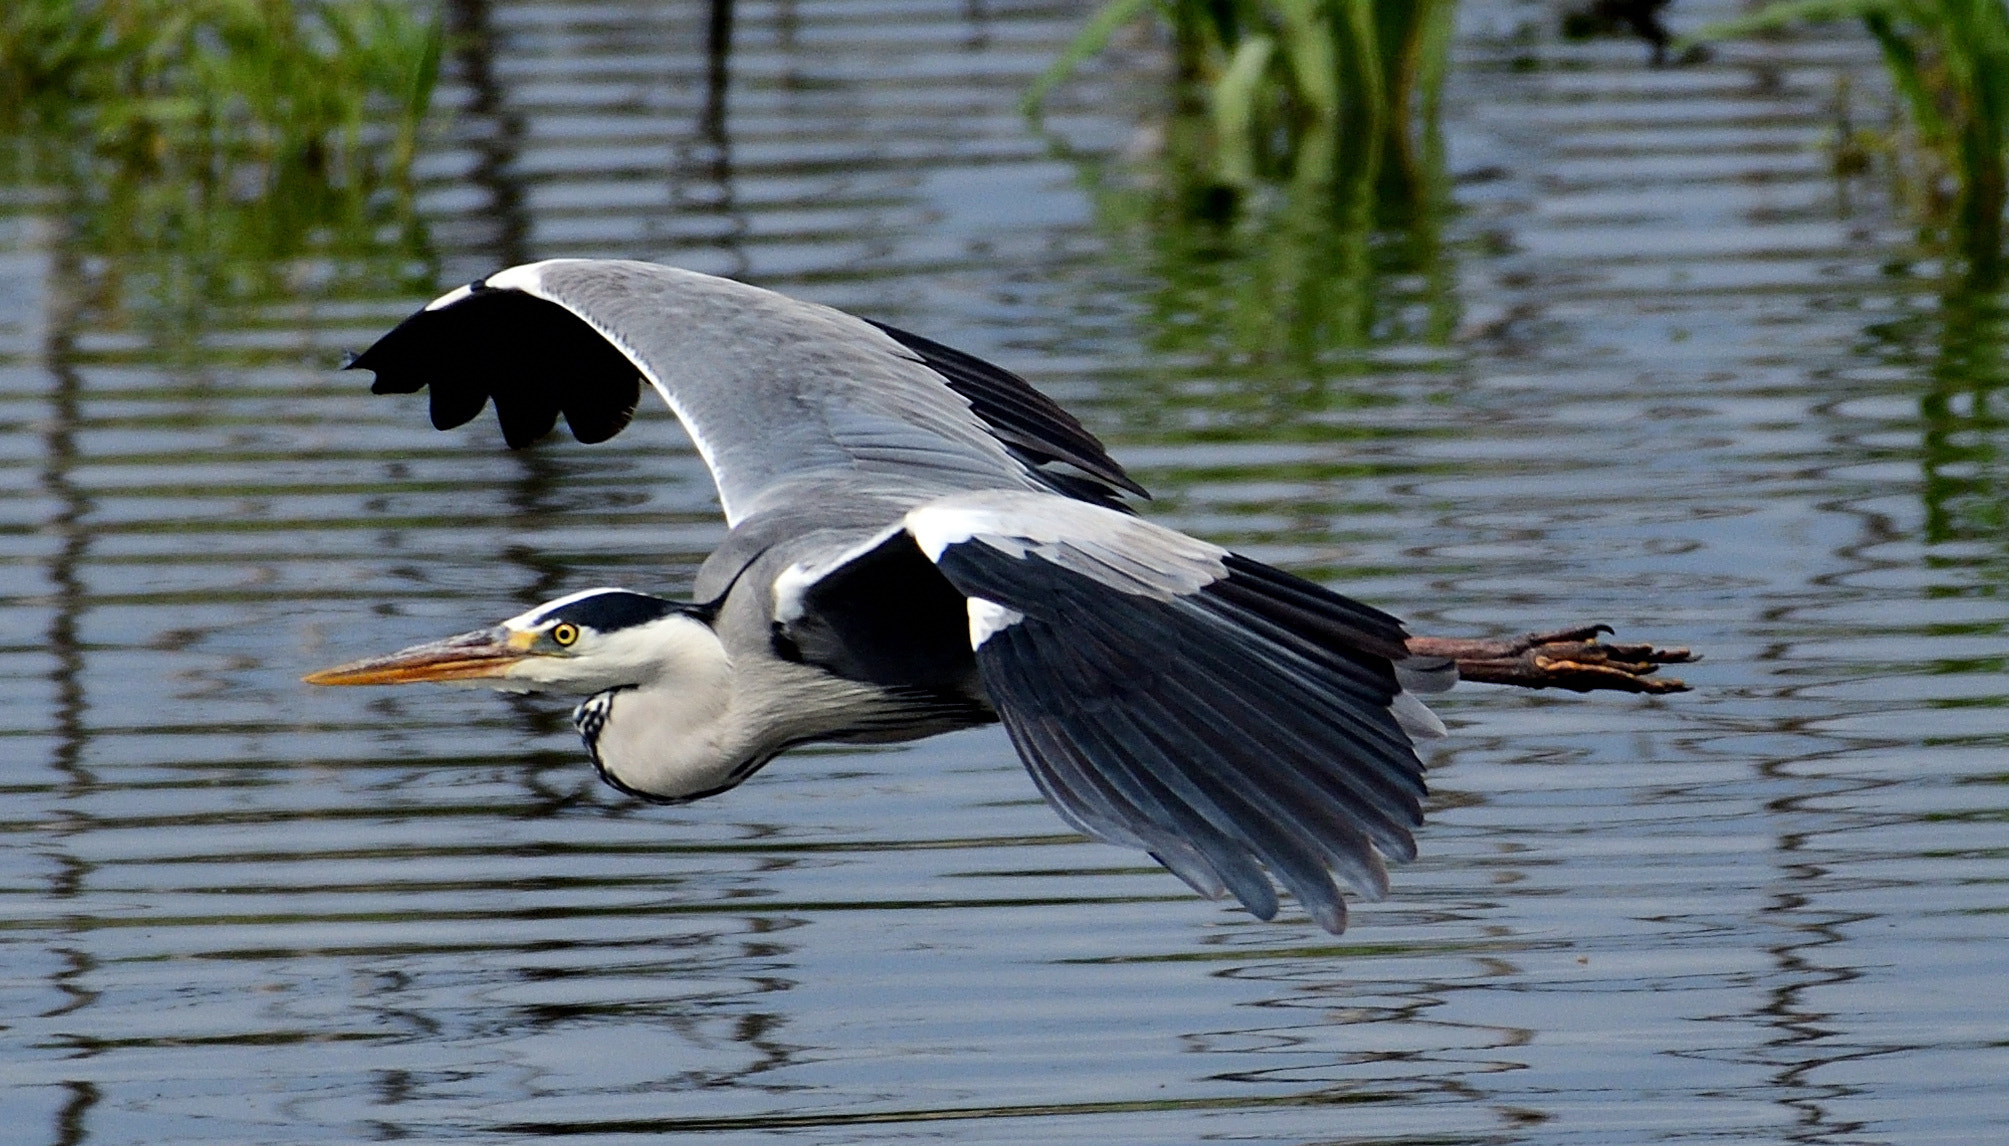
[{"left": 304, "top": 588, "right": 725, "bottom": 696}]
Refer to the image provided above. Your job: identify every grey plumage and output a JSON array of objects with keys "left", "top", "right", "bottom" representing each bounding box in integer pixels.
[{"left": 320, "top": 258, "right": 1451, "bottom": 934}]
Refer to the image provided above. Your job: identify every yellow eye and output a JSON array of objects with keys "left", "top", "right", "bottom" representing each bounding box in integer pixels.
[{"left": 550, "top": 622, "right": 580, "bottom": 647}]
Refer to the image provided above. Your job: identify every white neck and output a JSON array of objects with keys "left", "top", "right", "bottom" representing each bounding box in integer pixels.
[
  {"left": 584, "top": 675, "right": 742, "bottom": 800},
  {"left": 514, "top": 612, "right": 740, "bottom": 800},
  {"left": 583, "top": 650, "right": 914, "bottom": 802}
]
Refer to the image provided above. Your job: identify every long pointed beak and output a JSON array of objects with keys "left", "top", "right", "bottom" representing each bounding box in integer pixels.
[{"left": 304, "top": 627, "right": 534, "bottom": 686}]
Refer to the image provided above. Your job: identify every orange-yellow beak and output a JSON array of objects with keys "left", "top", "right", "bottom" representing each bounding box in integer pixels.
[{"left": 303, "top": 627, "right": 537, "bottom": 686}]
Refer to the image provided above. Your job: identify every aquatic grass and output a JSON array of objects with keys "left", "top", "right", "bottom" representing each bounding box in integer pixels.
[
  {"left": 1046, "top": 104, "right": 1456, "bottom": 440},
  {"left": 1900, "top": 273, "right": 2009, "bottom": 551},
  {"left": 2, "top": 0, "right": 444, "bottom": 343},
  {"left": 2, "top": 0, "right": 443, "bottom": 183},
  {"left": 1684, "top": 1, "right": 2009, "bottom": 259},
  {"left": 1031, "top": 1, "right": 1458, "bottom": 425},
  {"left": 1027, "top": 0, "right": 1454, "bottom": 198}
]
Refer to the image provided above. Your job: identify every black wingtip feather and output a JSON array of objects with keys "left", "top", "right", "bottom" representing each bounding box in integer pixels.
[{"left": 345, "top": 288, "right": 645, "bottom": 449}]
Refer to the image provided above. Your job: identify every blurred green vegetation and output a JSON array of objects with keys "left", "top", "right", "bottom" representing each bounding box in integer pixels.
[
  {"left": 1862, "top": 242, "right": 2009, "bottom": 575},
  {"left": 3, "top": 0, "right": 440, "bottom": 180},
  {"left": 1037, "top": 0, "right": 1459, "bottom": 425},
  {"left": 1031, "top": 0, "right": 1454, "bottom": 197},
  {"left": 1076, "top": 142, "right": 1455, "bottom": 421},
  {"left": 1889, "top": 264, "right": 2009, "bottom": 566},
  {"left": 1, "top": 0, "right": 442, "bottom": 329},
  {"left": 1685, "top": 0, "right": 2009, "bottom": 262}
]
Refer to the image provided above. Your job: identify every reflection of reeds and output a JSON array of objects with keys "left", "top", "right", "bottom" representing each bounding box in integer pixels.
[
  {"left": 1030, "top": 0, "right": 1453, "bottom": 197},
  {"left": 1049, "top": 123, "right": 1453, "bottom": 453},
  {"left": 1035, "top": 0, "right": 1455, "bottom": 411},
  {"left": 1096, "top": 184, "right": 1456, "bottom": 442},
  {"left": 1917, "top": 282, "right": 2009, "bottom": 548},
  {"left": 1687, "top": 1, "right": 2009, "bottom": 259}
]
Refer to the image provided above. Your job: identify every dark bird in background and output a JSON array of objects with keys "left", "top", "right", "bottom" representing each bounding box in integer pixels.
[
  {"left": 309, "top": 260, "right": 1691, "bottom": 932},
  {"left": 1562, "top": 0, "right": 1706, "bottom": 66}
]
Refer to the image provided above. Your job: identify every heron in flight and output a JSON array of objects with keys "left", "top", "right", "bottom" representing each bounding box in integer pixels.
[{"left": 309, "top": 259, "right": 1686, "bottom": 933}]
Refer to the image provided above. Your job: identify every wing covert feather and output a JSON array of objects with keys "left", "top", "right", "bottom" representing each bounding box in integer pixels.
[{"left": 347, "top": 260, "right": 1145, "bottom": 523}]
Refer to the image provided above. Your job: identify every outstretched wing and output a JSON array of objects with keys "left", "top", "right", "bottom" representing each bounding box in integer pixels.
[
  {"left": 347, "top": 259, "right": 1143, "bottom": 524},
  {"left": 900, "top": 491, "right": 1447, "bottom": 934}
]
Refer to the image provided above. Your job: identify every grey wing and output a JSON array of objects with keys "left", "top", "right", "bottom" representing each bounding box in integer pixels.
[
  {"left": 902, "top": 491, "right": 1447, "bottom": 934},
  {"left": 863, "top": 321, "right": 1147, "bottom": 508},
  {"left": 346, "top": 258, "right": 1143, "bottom": 524}
]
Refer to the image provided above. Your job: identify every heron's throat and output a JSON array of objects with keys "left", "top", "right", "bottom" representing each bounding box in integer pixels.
[{"left": 572, "top": 640, "right": 741, "bottom": 801}]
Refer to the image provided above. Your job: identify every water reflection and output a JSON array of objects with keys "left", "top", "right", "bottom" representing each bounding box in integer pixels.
[
  {"left": 7, "top": 13, "right": 447, "bottom": 1143},
  {"left": 1917, "top": 275, "right": 2009, "bottom": 558},
  {"left": 4, "top": 1, "right": 2007, "bottom": 1142},
  {"left": 35, "top": 230, "right": 89, "bottom": 788},
  {"left": 667, "top": 0, "right": 751, "bottom": 277},
  {"left": 1052, "top": 76, "right": 1457, "bottom": 444},
  {"left": 1851, "top": 254, "right": 2009, "bottom": 594},
  {"left": 1755, "top": 822, "right": 1872, "bottom": 1145},
  {"left": 32, "top": 218, "right": 105, "bottom": 1146},
  {"left": 447, "top": 0, "right": 533, "bottom": 269}
]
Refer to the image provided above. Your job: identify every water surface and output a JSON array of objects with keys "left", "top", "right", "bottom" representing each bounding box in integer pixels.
[{"left": 2, "top": 1, "right": 2005, "bottom": 1142}]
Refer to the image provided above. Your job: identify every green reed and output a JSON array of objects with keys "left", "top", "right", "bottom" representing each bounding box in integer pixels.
[
  {"left": 1686, "top": 1, "right": 2009, "bottom": 260},
  {"left": 3, "top": 0, "right": 441, "bottom": 184},
  {"left": 1030, "top": 0, "right": 1459, "bottom": 414},
  {"left": 1029, "top": 0, "right": 1454, "bottom": 198},
  {"left": 2, "top": 0, "right": 443, "bottom": 337}
]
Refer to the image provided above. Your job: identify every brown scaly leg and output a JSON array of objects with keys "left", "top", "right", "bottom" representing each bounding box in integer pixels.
[{"left": 1405, "top": 624, "right": 1696, "bottom": 694}]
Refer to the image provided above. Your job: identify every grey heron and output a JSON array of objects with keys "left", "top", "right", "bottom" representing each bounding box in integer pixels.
[{"left": 307, "top": 259, "right": 1680, "bottom": 933}]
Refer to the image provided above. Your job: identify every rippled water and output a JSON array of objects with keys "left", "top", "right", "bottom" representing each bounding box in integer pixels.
[{"left": 4, "top": 0, "right": 2007, "bottom": 1142}]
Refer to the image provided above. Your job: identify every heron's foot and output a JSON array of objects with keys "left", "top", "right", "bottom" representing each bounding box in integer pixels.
[{"left": 1405, "top": 625, "right": 1695, "bottom": 694}]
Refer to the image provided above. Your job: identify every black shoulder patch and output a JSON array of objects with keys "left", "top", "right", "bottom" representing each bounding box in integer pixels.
[
  {"left": 349, "top": 286, "right": 644, "bottom": 448},
  {"left": 866, "top": 320, "right": 1149, "bottom": 506},
  {"left": 777, "top": 530, "right": 975, "bottom": 690}
]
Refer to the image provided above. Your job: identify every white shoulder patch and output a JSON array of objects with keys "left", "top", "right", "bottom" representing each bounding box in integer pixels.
[
  {"left": 967, "top": 598, "right": 1025, "bottom": 648},
  {"left": 771, "top": 526, "right": 906, "bottom": 625},
  {"left": 770, "top": 562, "right": 817, "bottom": 627},
  {"left": 480, "top": 260, "right": 558, "bottom": 296},
  {"left": 908, "top": 503, "right": 1009, "bottom": 562},
  {"left": 905, "top": 491, "right": 1228, "bottom": 600}
]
